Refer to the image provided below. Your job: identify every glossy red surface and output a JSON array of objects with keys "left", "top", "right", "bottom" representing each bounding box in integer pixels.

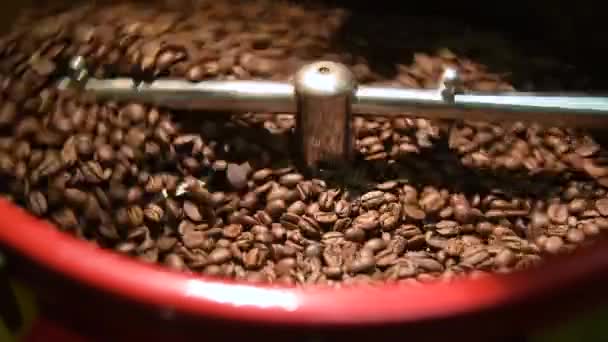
[{"left": 2, "top": 198, "right": 608, "bottom": 328}]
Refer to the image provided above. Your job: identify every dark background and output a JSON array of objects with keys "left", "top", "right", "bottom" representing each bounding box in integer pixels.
[
  {"left": 320, "top": 0, "right": 606, "bottom": 89},
  {"left": 1, "top": 0, "right": 605, "bottom": 88}
]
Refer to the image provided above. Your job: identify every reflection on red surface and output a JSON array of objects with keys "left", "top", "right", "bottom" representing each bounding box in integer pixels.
[{"left": 2, "top": 198, "right": 608, "bottom": 328}]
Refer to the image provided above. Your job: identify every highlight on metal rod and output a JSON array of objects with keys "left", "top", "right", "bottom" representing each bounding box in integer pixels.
[{"left": 293, "top": 61, "right": 357, "bottom": 168}]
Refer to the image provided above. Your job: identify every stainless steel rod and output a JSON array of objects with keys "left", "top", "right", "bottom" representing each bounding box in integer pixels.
[
  {"left": 81, "top": 78, "right": 297, "bottom": 113},
  {"left": 353, "top": 87, "right": 608, "bottom": 127},
  {"left": 72, "top": 77, "right": 608, "bottom": 127},
  {"left": 59, "top": 54, "right": 608, "bottom": 128}
]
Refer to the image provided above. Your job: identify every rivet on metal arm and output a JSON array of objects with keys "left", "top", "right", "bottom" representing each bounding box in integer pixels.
[
  {"left": 439, "top": 67, "right": 460, "bottom": 103},
  {"left": 58, "top": 56, "right": 90, "bottom": 90}
]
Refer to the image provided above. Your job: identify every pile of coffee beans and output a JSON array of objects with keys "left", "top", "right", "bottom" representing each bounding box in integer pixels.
[{"left": 1, "top": 0, "right": 608, "bottom": 286}]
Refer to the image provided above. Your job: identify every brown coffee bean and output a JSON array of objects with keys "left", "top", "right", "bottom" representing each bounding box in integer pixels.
[
  {"left": 494, "top": 249, "right": 515, "bottom": 268},
  {"left": 596, "top": 199, "right": 608, "bottom": 216},
  {"left": 298, "top": 215, "right": 322, "bottom": 238},
  {"left": 361, "top": 191, "right": 385, "bottom": 209},
  {"left": 287, "top": 200, "right": 306, "bottom": 215},
  {"left": 275, "top": 258, "right": 297, "bottom": 276},
  {"left": 226, "top": 163, "right": 249, "bottom": 190},
  {"left": 544, "top": 236, "right": 564, "bottom": 254},
  {"left": 183, "top": 229, "right": 205, "bottom": 249},
  {"left": 27, "top": 191, "right": 48, "bottom": 216},
  {"left": 127, "top": 206, "right": 144, "bottom": 227},
  {"left": 568, "top": 199, "right": 587, "bottom": 214},
  {"left": 402, "top": 203, "right": 426, "bottom": 220},
  {"left": 566, "top": 228, "right": 585, "bottom": 243},
  {"left": 183, "top": 201, "right": 203, "bottom": 222},
  {"left": 165, "top": 254, "right": 186, "bottom": 271},
  {"left": 318, "top": 190, "right": 339, "bottom": 211},
  {"left": 352, "top": 210, "right": 380, "bottom": 231},
  {"left": 208, "top": 248, "right": 232, "bottom": 264},
  {"left": 0, "top": 101, "right": 17, "bottom": 126},
  {"left": 547, "top": 203, "right": 569, "bottom": 224},
  {"left": 122, "top": 103, "right": 146, "bottom": 123},
  {"left": 266, "top": 199, "right": 287, "bottom": 218},
  {"left": 582, "top": 222, "right": 600, "bottom": 236},
  {"left": 348, "top": 255, "right": 376, "bottom": 274},
  {"left": 252, "top": 169, "right": 273, "bottom": 183},
  {"left": 362, "top": 238, "right": 386, "bottom": 253},
  {"left": 344, "top": 227, "right": 366, "bottom": 242},
  {"left": 313, "top": 211, "right": 338, "bottom": 225},
  {"left": 51, "top": 208, "right": 78, "bottom": 229},
  {"left": 243, "top": 247, "right": 269, "bottom": 269},
  {"left": 419, "top": 190, "right": 445, "bottom": 213},
  {"left": 157, "top": 237, "right": 177, "bottom": 252},
  {"left": 144, "top": 204, "right": 164, "bottom": 222},
  {"left": 96, "top": 144, "right": 115, "bottom": 163},
  {"left": 2, "top": 4, "right": 605, "bottom": 285},
  {"left": 279, "top": 173, "right": 303, "bottom": 188}
]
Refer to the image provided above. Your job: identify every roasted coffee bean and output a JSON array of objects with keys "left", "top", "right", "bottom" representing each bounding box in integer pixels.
[
  {"left": 127, "top": 206, "right": 144, "bottom": 227},
  {"left": 27, "top": 191, "right": 48, "bottom": 216},
  {"left": 208, "top": 248, "right": 232, "bottom": 265},
  {"left": 544, "top": 236, "right": 564, "bottom": 254},
  {"left": 226, "top": 163, "right": 249, "bottom": 190},
  {"left": 344, "top": 227, "right": 366, "bottom": 242},
  {"left": 547, "top": 203, "right": 569, "bottom": 224},
  {"left": 566, "top": 228, "right": 585, "bottom": 243},
  {"left": 596, "top": 199, "right": 608, "bottom": 216},
  {"left": 419, "top": 190, "right": 444, "bottom": 213},
  {"left": 2, "top": 0, "right": 606, "bottom": 286},
  {"left": 183, "top": 201, "right": 203, "bottom": 222},
  {"left": 352, "top": 211, "right": 380, "bottom": 231},
  {"left": 165, "top": 254, "right": 186, "bottom": 271}
]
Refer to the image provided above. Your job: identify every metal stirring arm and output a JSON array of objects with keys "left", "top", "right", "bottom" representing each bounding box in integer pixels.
[{"left": 59, "top": 56, "right": 608, "bottom": 168}]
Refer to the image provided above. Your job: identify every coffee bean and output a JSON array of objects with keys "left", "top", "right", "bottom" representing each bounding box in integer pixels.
[
  {"left": 352, "top": 211, "right": 380, "bottom": 231},
  {"left": 419, "top": 190, "right": 444, "bottom": 213},
  {"left": 402, "top": 204, "right": 426, "bottom": 221},
  {"left": 144, "top": 203, "right": 164, "bottom": 222},
  {"left": 226, "top": 163, "right": 249, "bottom": 190},
  {"left": 2, "top": 1, "right": 605, "bottom": 285},
  {"left": 582, "top": 222, "right": 600, "bottom": 236},
  {"left": 566, "top": 228, "right": 585, "bottom": 243},
  {"left": 313, "top": 211, "right": 338, "bottom": 225},
  {"left": 363, "top": 238, "right": 386, "bottom": 253},
  {"left": 361, "top": 191, "right": 385, "bottom": 209},
  {"left": 596, "top": 199, "right": 608, "bottom": 216},
  {"left": 348, "top": 255, "right": 376, "bottom": 274},
  {"left": 547, "top": 203, "right": 569, "bottom": 224},
  {"left": 165, "top": 254, "right": 186, "bottom": 271},
  {"left": 183, "top": 201, "right": 203, "bottom": 222},
  {"left": 494, "top": 249, "right": 515, "bottom": 268},
  {"left": 127, "top": 206, "right": 144, "bottom": 227},
  {"left": 344, "top": 227, "right": 366, "bottom": 242},
  {"left": 27, "top": 191, "right": 48, "bottom": 216},
  {"left": 544, "top": 236, "right": 564, "bottom": 254},
  {"left": 243, "top": 247, "right": 268, "bottom": 269},
  {"left": 279, "top": 173, "right": 303, "bottom": 188},
  {"left": 568, "top": 199, "right": 587, "bottom": 214},
  {"left": 298, "top": 215, "right": 321, "bottom": 238},
  {"left": 266, "top": 199, "right": 286, "bottom": 218}
]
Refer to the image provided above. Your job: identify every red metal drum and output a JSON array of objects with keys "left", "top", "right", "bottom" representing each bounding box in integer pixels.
[
  {"left": 1, "top": 2, "right": 608, "bottom": 341},
  {"left": 2, "top": 199, "right": 608, "bottom": 341}
]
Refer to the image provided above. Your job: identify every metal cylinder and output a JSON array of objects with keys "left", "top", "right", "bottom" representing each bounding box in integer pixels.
[{"left": 293, "top": 61, "right": 357, "bottom": 168}]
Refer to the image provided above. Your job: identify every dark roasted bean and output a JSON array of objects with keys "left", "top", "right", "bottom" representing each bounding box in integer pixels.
[{"left": 1, "top": 2, "right": 604, "bottom": 286}]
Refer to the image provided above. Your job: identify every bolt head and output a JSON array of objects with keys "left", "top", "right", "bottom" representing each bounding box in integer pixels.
[{"left": 293, "top": 61, "right": 357, "bottom": 97}]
